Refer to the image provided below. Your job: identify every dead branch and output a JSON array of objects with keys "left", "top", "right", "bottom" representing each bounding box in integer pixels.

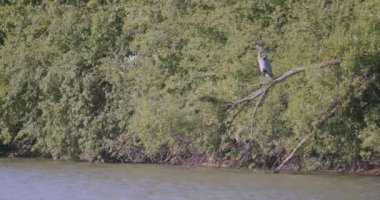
[
  {"left": 252, "top": 87, "right": 267, "bottom": 120},
  {"left": 273, "top": 99, "right": 342, "bottom": 173},
  {"left": 227, "top": 59, "right": 341, "bottom": 112},
  {"left": 274, "top": 135, "right": 310, "bottom": 173}
]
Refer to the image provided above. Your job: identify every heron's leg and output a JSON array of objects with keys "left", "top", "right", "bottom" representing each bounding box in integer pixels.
[
  {"left": 265, "top": 73, "right": 272, "bottom": 80},
  {"left": 260, "top": 76, "right": 266, "bottom": 85},
  {"left": 260, "top": 75, "right": 271, "bottom": 85}
]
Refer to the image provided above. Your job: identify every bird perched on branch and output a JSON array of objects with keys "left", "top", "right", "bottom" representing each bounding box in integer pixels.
[{"left": 255, "top": 44, "right": 273, "bottom": 79}]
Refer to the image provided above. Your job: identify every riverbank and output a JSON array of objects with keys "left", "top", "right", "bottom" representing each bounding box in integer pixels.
[
  {"left": 2, "top": 153, "right": 380, "bottom": 176},
  {"left": 1, "top": 1, "right": 379, "bottom": 183}
]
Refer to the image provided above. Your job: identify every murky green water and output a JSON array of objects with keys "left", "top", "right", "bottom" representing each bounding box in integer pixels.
[{"left": 0, "top": 158, "right": 379, "bottom": 200}]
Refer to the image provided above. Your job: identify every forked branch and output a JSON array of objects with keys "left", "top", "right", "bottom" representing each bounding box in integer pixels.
[{"left": 226, "top": 59, "right": 341, "bottom": 112}]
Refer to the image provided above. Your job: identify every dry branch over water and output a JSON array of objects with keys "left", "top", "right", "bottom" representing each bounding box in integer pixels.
[{"left": 227, "top": 59, "right": 341, "bottom": 112}]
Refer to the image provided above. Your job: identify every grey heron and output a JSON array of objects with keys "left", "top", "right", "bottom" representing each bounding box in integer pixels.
[{"left": 255, "top": 44, "right": 273, "bottom": 79}]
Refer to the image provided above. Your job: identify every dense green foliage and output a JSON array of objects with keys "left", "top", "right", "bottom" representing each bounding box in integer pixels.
[{"left": 0, "top": 0, "right": 379, "bottom": 169}]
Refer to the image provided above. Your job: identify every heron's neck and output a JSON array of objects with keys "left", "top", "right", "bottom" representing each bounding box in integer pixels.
[{"left": 258, "top": 51, "right": 265, "bottom": 58}]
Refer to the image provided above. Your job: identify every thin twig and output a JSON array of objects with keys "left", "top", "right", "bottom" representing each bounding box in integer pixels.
[
  {"left": 252, "top": 87, "right": 267, "bottom": 120},
  {"left": 249, "top": 87, "right": 267, "bottom": 135},
  {"left": 227, "top": 102, "right": 250, "bottom": 128}
]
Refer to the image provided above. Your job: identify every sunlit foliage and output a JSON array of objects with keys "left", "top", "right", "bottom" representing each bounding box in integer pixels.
[{"left": 0, "top": 0, "right": 379, "bottom": 169}]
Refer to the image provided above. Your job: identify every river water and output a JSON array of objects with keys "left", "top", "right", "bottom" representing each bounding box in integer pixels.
[{"left": 0, "top": 158, "right": 379, "bottom": 200}]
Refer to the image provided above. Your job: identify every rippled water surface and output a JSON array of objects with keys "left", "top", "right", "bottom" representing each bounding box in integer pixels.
[{"left": 0, "top": 158, "right": 379, "bottom": 200}]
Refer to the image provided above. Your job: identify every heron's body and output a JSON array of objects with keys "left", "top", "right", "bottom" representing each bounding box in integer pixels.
[{"left": 256, "top": 45, "right": 273, "bottom": 79}]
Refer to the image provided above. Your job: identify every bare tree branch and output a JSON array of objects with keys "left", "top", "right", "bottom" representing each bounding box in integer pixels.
[
  {"left": 252, "top": 87, "right": 267, "bottom": 121},
  {"left": 273, "top": 99, "right": 342, "bottom": 174},
  {"left": 274, "top": 135, "right": 310, "bottom": 173},
  {"left": 227, "top": 59, "right": 341, "bottom": 112}
]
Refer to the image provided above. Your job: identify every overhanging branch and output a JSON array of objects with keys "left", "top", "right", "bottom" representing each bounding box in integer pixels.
[
  {"left": 227, "top": 59, "right": 341, "bottom": 112},
  {"left": 273, "top": 99, "right": 342, "bottom": 174}
]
